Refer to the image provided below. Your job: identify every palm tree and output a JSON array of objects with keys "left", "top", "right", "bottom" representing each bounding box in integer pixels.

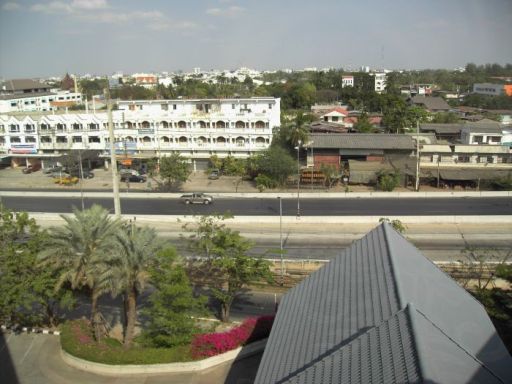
[
  {"left": 115, "top": 224, "right": 163, "bottom": 348},
  {"left": 285, "top": 111, "right": 311, "bottom": 147},
  {"left": 38, "top": 205, "right": 121, "bottom": 340}
]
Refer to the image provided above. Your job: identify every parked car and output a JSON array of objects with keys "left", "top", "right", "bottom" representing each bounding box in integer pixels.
[
  {"left": 180, "top": 193, "right": 213, "bottom": 205},
  {"left": 120, "top": 168, "right": 140, "bottom": 177},
  {"left": 21, "top": 164, "right": 41, "bottom": 174},
  {"left": 68, "top": 168, "right": 94, "bottom": 179},
  {"left": 121, "top": 174, "right": 146, "bottom": 183},
  {"left": 208, "top": 169, "right": 220, "bottom": 180},
  {"left": 43, "top": 165, "right": 64, "bottom": 175}
]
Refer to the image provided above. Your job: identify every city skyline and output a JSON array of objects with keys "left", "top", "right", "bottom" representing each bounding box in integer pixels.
[{"left": 1, "top": 0, "right": 512, "bottom": 79}]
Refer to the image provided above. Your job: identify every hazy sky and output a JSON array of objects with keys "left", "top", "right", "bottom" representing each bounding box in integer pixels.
[{"left": 1, "top": 0, "right": 511, "bottom": 78}]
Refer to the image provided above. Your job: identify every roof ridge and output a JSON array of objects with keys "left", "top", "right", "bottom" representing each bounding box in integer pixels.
[
  {"left": 412, "top": 306, "right": 507, "bottom": 384},
  {"left": 382, "top": 222, "right": 404, "bottom": 308}
]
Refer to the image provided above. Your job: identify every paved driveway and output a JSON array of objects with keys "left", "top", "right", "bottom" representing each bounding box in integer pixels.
[{"left": 0, "top": 332, "right": 261, "bottom": 384}]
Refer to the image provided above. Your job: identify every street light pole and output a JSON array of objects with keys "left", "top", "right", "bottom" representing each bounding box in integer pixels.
[
  {"left": 296, "top": 140, "right": 301, "bottom": 218},
  {"left": 278, "top": 196, "right": 283, "bottom": 285}
]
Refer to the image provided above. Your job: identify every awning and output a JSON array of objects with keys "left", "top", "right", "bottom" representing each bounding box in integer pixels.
[
  {"left": 348, "top": 160, "right": 393, "bottom": 184},
  {"left": 438, "top": 168, "right": 512, "bottom": 181}
]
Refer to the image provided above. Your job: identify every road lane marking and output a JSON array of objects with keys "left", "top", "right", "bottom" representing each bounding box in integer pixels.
[{"left": 19, "top": 336, "right": 36, "bottom": 365}]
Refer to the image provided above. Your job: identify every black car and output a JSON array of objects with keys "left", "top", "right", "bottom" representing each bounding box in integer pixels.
[
  {"left": 68, "top": 168, "right": 94, "bottom": 179},
  {"left": 121, "top": 174, "right": 146, "bottom": 183}
]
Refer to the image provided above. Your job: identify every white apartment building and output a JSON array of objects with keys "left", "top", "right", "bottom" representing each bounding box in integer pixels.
[
  {"left": 0, "top": 97, "right": 280, "bottom": 170},
  {"left": 341, "top": 76, "right": 354, "bottom": 88},
  {"left": 370, "top": 72, "right": 387, "bottom": 93},
  {"left": 0, "top": 90, "right": 82, "bottom": 114}
]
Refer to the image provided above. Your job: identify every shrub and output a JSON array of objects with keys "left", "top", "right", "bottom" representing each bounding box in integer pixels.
[
  {"left": 191, "top": 315, "right": 275, "bottom": 359},
  {"left": 255, "top": 174, "right": 278, "bottom": 191},
  {"left": 60, "top": 319, "right": 192, "bottom": 364},
  {"left": 377, "top": 171, "right": 400, "bottom": 191}
]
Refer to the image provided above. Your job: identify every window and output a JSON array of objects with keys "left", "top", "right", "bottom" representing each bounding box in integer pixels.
[
  {"left": 129, "top": 105, "right": 135, "bottom": 111},
  {"left": 25, "top": 136, "right": 36, "bottom": 143},
  {"left": 457, "top": 156, "right": 470, "bottom": 163},
  {"left": 10, "top": 136, "right": 21, "bottom": 143},
  {"left": 173, "top": 104, "right": 177, "bottom": 110},
  {"left": 473, "top": 136, "right": 483, "bottom": 144},
  {"left": 487, "top": 156, "right": 494, "bottom": 163},
  {"left": 161, "top": 104, "right": 168, "bottom": 111},
  {"left": 196, "top": 104, "right": 203, "bottom": 111},
  {"left": 72, "top": 136, "right": 82, "bottom": 143},
  {"left": 9, "top": 125, "right": 19, "bottom": 132},
  {"left": 56, "top": 136, "right": 67, "bottom": 143},
  {"left": 89, "top": 136, "right": 100, "bottom": 143},
  {"left": 41, "top": 136, "right": 52, "bottom": 143},
  {"left": 269, "top": 103, "right": 272, "bottom": 109},
  {"left": 332, "top": 116, "right": 339, "bottom": 122},
  {"left": 10, "top": 102, "right": 16, "bottom": 107}
]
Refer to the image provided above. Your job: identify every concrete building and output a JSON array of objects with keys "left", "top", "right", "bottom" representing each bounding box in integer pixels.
[
  {"left": 0, "top": 97, "right": 280, "bottom": 170},
  {"left": 370, "top": 71, "right": 387, "bottom": 93},
  {"left": 0, "top": 79, "right": 82, "bottom": 113},
  {"left": 473, "top": 83, "right": 512, "bottom": 97},
  {"left": 341, "top": 75, "right": 354, "bottom": 88}
]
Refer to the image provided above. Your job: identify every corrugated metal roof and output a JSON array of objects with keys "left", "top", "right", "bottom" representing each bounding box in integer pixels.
[
  {"left": 255, "top": 223, "right": 512, "bottom": 384},
  {"left": 310, "top": 134, "right": 414, "bottom": 150}
]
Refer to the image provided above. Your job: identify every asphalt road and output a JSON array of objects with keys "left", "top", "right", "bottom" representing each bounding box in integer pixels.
[{"left": 2, "top": 196, "right": 512, "bottom": 216}]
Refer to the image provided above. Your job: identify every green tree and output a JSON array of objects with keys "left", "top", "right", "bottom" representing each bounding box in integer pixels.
[
  {"left": 115, "top": 224, "right": 165, "bottom": 348},
  {"left": 253, "top": 146, "right": 296, "bottom": 187},
  {"left": 140, "top": 247, "right": 207, "bottom": 348},
  {"left": 0, "top": 206, "right": 74, "bottom": 327},
  {"left": 353, "top": 111, "right": 374, "bottom": 133},
  {"left": 38, "top": 205, "right": 122, "bottom": 340},
  {"left": 158, "top": 153, "right": 191, "bottom": 190},
  {"left": 222, "top": 156, "right": 247, "bottom": 192},
  {"left": 430, "top": 112, "right": 460, "bottom": 124},
  {"left": 319, "top": 164, "right": 340, "bottom": 188},
  {"left": 282, "top": 111, "right": 312, "bottom": 148},
  {"left": 184, "top": 214, "right": 272, "bottom": 322}
]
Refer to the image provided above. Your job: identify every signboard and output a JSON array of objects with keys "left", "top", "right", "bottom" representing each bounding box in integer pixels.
[
  {"left": 105, "top": 141, "right": 137, "bottom": 155},
  {"left": 10, "top": 144, "right": 37, "bottom": 154}
]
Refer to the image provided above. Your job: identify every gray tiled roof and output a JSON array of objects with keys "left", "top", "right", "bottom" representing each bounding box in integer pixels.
[
  {"left": 420, "top": 123, "right": 461, "bottom": 135},
  {"left": 310, "top": 134, "right": 414, "bottom": 150},
  {"left": 411, "top": 96, "right": 451, "bottom": 111},
  {"left": 463, "top": 119, "right": 503, "bottom": 133},
  {"left": 0, "top": 79, "right": 50, "bottom": 92},
  {"left": 281, "top": 308, "right": 421, "bottom": 384},
  {"left": 255, "top": 223, "right": 512, "bottom": 384}
]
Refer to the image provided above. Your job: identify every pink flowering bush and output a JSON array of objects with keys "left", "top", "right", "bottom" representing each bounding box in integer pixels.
[{"left": 191, "top": 315, "right": 275, "bottom": 359}]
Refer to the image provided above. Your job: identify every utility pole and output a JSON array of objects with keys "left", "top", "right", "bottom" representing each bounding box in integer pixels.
[
  {"left": 104, "top": 85, "right": 121, "bottom": 218},
  {"left": 415, "top": 121, "right": 420, "bottom": 192},
  {"left": 296, "top": 140, "right": 301, "bottom": 217}
]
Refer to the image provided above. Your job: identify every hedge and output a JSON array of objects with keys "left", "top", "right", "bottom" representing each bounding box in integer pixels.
[{"left": 60, "top": 319, "right": 192, "bottom": 364}]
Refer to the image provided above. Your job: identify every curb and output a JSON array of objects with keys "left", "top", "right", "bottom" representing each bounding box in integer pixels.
[
  {"left": 60, "top": 338, "right": 267, "bottom": 375},
  {"left": 0, "top": 324, "right": 60, "bottom": 335},
  {"left": 28, "top": 213, "right": 512, "bottom": 225},
  {"left": 1, "top": 190, "right": 511, "bottom": 199}
]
